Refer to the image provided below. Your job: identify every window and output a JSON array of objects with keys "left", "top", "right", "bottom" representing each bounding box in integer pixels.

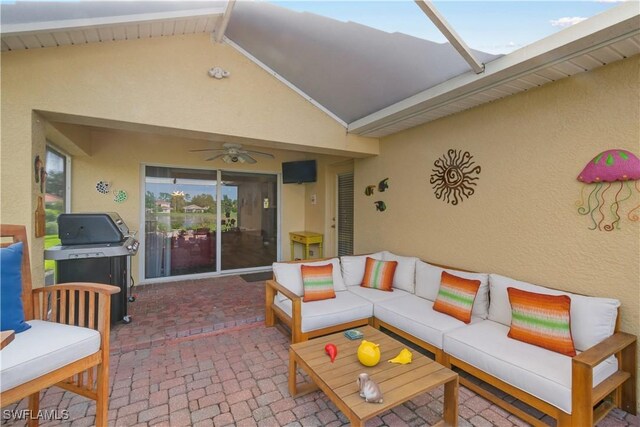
[{"left": 44, "top": 146, "right": 70, "bottom": 282}]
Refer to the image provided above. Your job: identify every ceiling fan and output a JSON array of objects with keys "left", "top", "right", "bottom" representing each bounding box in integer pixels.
[{"left": 190, "top": 143, "right": 275, "bottom": 164}]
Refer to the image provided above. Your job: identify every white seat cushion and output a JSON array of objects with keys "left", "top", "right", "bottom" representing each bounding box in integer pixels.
[
  {"left": 0, "top": 320, "right": 101, "bottom": 392},
  {"left": 374, "top": 295, "right": 481, "bottom": 350},
  {"left": 443, "top": 320, "right": 618, "bottom": 414},
  {"left": 415, "top": 261, "right": 489, "bottom": 319},
  {"left": 273, "top": 290, "right": 373, "bottom": 333},
  {"left": 347, "top": 286, "right": 410, "bottom": 303},
  {"left": 488, "top": 274, "right": 620, "bottom": 351}
]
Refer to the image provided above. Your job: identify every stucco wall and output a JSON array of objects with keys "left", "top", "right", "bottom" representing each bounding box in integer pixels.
[
  {"left": 355, "top": 56, "right": 640, "bottom": 409},
  {"left": 1, "top": 33, "right": 376, "bottom": 285},
  {"left": 62, "top": 128, "right": 349, "bottom": 282}
]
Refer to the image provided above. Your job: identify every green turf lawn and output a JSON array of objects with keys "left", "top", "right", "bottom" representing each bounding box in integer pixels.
[{"left": 44, "top": 234, "right": 60, "bottom": 272}]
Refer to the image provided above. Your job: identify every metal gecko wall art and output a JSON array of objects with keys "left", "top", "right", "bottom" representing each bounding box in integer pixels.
[{"left": 430, "top": 149, "right": 481, "bottom": 205}]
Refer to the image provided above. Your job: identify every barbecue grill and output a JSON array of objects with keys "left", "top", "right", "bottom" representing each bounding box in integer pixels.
[{"left": 45, "top": 212, "right": 139, "bottom": 324}]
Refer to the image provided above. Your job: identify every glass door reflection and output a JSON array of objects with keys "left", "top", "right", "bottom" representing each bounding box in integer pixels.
[
  {"left": 220, "top": 171, "right": 277, "bottom": 270},
  {"left": 144, "top": 166, "right": 217, "bottom": 278}
]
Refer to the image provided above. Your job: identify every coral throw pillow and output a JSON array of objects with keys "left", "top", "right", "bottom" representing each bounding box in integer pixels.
[
  {"left": 361, "top": 257, "right": 397, "bottom": 292},
  {"left": 507, "top": 287, "right": 576, "bottom": 357},
  {"left": 433, "top": 271, "right": 481, "bottom": 323},
  {"left": 301, "top": 264, "right": 336, "bottom": 302}
]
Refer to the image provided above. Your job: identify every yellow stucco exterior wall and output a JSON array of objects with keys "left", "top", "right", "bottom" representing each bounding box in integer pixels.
[
  {"left": 355, "top": 56, "right": 640, "bottom": 410},
  {"left": 68, "top": 129, "right": 347, "bottom": 282},
  {"left": 1, "top": 33, "right": 377, "bottom": 285},
  {"left": 1, "top": 24, "right": 638, "bottom": 412}
]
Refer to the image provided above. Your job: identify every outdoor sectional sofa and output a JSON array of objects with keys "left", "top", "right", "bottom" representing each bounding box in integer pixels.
[{"left": 264, "top": 252, "right": 637, "bottom": 427}]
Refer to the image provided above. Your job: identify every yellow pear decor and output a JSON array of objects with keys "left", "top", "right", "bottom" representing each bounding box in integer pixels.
[
  {"left": 388, "top": 348, "right": 413, "bottom": 364},
  {"left": 357, "top": 340, "right": 381, "bottom": 367}
]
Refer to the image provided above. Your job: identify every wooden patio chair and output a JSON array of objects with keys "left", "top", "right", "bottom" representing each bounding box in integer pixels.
[{"left": 0, "top": 224, "right": 119, "bottom": 426}]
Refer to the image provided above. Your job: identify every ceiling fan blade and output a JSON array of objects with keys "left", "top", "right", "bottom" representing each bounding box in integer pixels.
[
  {"left": 241, "top": 154, "right": 257, "bottom": 164},
  {"left": 246, "top": 150, "right": 275, "bottom": 159},
  {"left": 190, "top": 148, "right": 225, "bottom": 153},
  {"left": 205, "top": 154, "right": 226, "bottom": 161}
]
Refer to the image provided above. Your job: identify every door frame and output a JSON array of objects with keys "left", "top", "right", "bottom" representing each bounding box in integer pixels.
[
  {"left": 324, "top": 160, "right": 354, "bottom": 258},
  {"left": 138, "top": 163, "right": 281, "bottom": 284}
]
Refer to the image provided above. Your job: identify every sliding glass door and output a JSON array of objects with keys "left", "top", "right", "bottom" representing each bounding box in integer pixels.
[
  {"left": 144, "top": 167, "right": 218, "bottom": 279},
  {"left": 220, "top": 171, "right": 278, "bottom": 270},
  {"left": 143, "top": 166, "right": 277, "bottom": 279}
]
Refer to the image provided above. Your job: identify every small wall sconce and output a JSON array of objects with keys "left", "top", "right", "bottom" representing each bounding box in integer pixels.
[{"left": 208, "top": 67, "right": 230, "bottom": 79}]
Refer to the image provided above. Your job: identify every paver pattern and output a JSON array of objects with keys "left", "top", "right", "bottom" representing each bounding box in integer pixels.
[{"left": 3, "top": 276, "right": 637, "bottom": 426}]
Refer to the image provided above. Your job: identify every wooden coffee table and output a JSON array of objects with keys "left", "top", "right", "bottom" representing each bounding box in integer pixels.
[{"left": 289, "top": 326, "right": 458, "bottom": 426}]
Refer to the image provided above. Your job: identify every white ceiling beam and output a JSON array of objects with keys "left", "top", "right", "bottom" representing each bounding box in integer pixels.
[
  {"left": 225, "top": 37, "right": 348, "bottom": 128},
  {"left": 0, "top": 8, "right": 225, "bottom": 37},
  {"left": 214, "top": 0, "right": 237, "bottom": 43},
  {"left": 349, "top": 1, "right": 639, "bottom": 135},
  {"left": 414, "top": 0, "right": 485, "bottom": 74}
]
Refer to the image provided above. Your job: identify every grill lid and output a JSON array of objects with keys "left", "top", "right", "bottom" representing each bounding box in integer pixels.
[{"left": 58, "top": 212, "right": 128, "bottom": 245}]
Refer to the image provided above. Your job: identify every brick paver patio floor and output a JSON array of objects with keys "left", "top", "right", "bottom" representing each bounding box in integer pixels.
[{"left": 3, "top": 275, "right": 638, "bottom": 426}]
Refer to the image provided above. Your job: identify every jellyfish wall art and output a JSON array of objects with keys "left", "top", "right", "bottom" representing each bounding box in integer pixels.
[{"left": 576, "top": 149, "right": 640, "bottom": 231}]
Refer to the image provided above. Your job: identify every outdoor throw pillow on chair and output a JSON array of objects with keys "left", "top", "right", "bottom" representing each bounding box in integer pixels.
[
  {"left": 506, "top": 287, "right": 576, "bottom": 357},
  {"left": 0, "top": 242, "right": 31, "bottom": 333},
  {"left": 360, "top": 257, "right": 397, "bottom": 292},
  {"left": 433, "top": 271, "right": 481, "bottom": 324},
  {"left": 301, "top": 264, "right": 336, "bottom": 302}
]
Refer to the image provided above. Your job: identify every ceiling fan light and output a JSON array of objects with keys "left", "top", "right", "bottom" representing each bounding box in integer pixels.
[
  {"left": 237, "top": 156, "right": 246, "bottom": 163},
  {"left": 222, "top": 154, "right": 233, "bottom": 163}
]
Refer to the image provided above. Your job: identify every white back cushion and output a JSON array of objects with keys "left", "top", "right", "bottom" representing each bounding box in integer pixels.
[
  {"left": 273, "top": 258, "right": 346, "bottom": 299},
  {"left": 381, "top": 251, "right": 419, "bottom": 293},
  {"left": 415, "top": 261, "right": 489, "bottom": 319},
  {"left": 488, "top": 274, "right": 620, "bottom": 351},
  {"left": 340, "top": 252, "right": 384, "bottom": 287}
]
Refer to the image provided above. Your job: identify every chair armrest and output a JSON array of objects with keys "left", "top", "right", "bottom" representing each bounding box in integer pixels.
[
  {"left": 573, "top": 332, "right": 637, "bottom": 368},
  {"left": 33, "top": 282, "right": 120, "bottom": 296},
  {"left": 266, "top": 279, "right": 300, "bottom": 302},
  {"left": 265, "top": 279, "right": 305, "bottom": 342}
]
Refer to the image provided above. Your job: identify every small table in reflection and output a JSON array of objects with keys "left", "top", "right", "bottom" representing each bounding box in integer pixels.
[{"left": 290, "top": 231, "right": 323, "bottom": 260}]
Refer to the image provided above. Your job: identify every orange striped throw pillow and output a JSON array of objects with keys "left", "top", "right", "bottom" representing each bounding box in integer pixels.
[
  {"left": 433, "top": 271, "right": 480, "bottom": 323},
  {"left": 507, "top": 287, "right": 576, "bottom": 357},
  {"left": 301, "top": 264, "right": 336, "bottom": 302},
  {"left": 361, "top": 257, "right": 397, "bottom": 292}
]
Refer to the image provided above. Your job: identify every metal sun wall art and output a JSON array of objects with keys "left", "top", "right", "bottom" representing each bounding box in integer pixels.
[
  {"left": 576, "top": 149, "right": 640, "bottom": 231},
  {"left": 430, "top": 149, "right": 481, "bottom": 205}
]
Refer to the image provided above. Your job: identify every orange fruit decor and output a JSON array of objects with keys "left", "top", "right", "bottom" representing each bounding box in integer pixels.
[{"left": 357, "top": 340, "right": 381, "bottom": 367}]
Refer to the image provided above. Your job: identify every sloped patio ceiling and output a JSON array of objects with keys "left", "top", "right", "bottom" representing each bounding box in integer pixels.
[
  {"left": 225, "top": 2, "right": 500, "bottom": 124},
  {"left": 2, "top": 1, "right": 639, "bottom": 139}
]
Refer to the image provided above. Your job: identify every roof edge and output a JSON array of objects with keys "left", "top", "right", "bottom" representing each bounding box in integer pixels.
[
  {"left": 348, "top": 2, "right": 640, "bottom": 136},
  {"left": 1, "top": 8, "right": 226, "bottom": 37}
]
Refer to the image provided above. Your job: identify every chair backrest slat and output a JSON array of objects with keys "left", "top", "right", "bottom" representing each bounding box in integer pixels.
[{"left": 0, "top": 225, "right": 34, "bottom": 321}]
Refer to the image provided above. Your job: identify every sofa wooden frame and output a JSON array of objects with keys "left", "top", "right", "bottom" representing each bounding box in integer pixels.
[
  {"left": 264, "top": 257, "right": 637, "bottom": 427},
  {"left": 0, "top": 225, "right": 119, "bottom": 427},
  {"left": 265, "top": 277, "right": 371, "bottom": 343}
]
